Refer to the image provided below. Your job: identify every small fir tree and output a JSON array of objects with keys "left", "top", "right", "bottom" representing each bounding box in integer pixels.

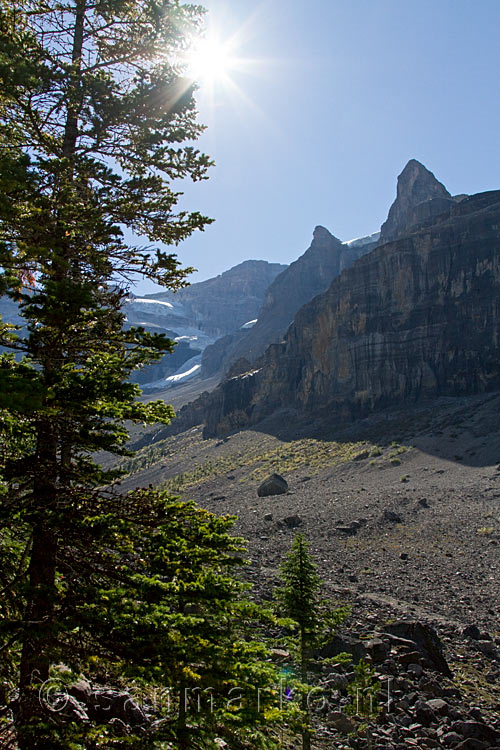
[
  {"left": 275, "top": 534, "right": 349, "bottom": 750},
  {"left": 275, "top": 534, "right": 320, "bottom": 750},
  {"left": 347, "top": 659, "right": 380, "bottom": 719}
]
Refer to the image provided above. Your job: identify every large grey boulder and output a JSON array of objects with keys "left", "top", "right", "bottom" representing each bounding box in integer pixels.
[
  {"left": 318, "top": 634, "right": 367, "bottom": 664},
  {"left": 383, "top": 620, "right": 451, "bottom": 676},
  {"left": 257, "top": 473, "right": 288, "bottom": 497}
]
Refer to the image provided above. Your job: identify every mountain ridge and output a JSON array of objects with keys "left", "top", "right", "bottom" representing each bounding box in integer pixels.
[
  {"left": 122, "top": 259, "right": 287, "bottom": 387},
  {"left": 201, "top": 227, "right": 379, "bottom": 376},
  {"left": 201, "top": 187, "right": 500, "bottom": 436}
]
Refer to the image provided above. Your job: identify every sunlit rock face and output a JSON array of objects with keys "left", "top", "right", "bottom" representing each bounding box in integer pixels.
[
  {"left": 202, "top": 187, "right": 500, "bottom": 436},
  {"left": 202, "top": 226, "right": 378, "bottom": 377}
]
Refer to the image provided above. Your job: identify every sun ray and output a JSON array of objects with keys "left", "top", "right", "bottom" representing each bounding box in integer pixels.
[{"left": 182, "top": 2, "right": 295, "bottom": 152}]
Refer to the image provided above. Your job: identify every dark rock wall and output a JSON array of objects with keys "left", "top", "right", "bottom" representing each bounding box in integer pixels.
[
  {"left": 204, "top": 191, "right": 500, "bottom": 436},
  {"left": 204, "top": 227, "right": 377, "bottom": 375},
  {"left": 379, "top": 159, "right": 453, "bottom": 243},
  {"left": 148, "top": 259, "right": 287, "bottom": 338}
]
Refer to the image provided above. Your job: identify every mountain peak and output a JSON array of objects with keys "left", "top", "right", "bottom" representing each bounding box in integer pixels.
[
  {"left": 380, "top": 159, "right": 452, "bottom": 243},
  {"left": 401, "top": 157, "right": 430, "bottom": 172},
  {"left": 397, "top": 158, "right": 449, "bottom": 194},
  {"left": 312, "top": 225, "right": 342, "bottom": 245}
]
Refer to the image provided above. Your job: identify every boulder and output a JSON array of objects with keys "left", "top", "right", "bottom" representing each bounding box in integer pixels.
[
  {"left": 475, "top": 640, "right": 498, "bottom": 657},
  {"left": 463, "top": 624, "right": 481, "bottom": 640},
  {"left": 427, "top": 698, "right": 449, "bottom": 715},
  {"left": 257, "top": 473, "right": 288, "bottom": 497},
  {"left": 442, "top": 732, "right": 464, "bottom": 746},
  {"left": 282, "top": 515, "right": 302, "bottom": 529},
  {"left": 453, "top": 741, "right": 488, "bottom": 750},
  {"left": 52, "top": 694, "right": 89, "bottom": 722},
  {"left": 382, "top": 510, "right": 403, "bottom": 524},
  {"left": 383, "top": 620, "right": 451, "bottom": 676},
  {"left": 365, "top": 638, "right": 390, "bottom": 663},
  {"left": 88, "top": 689, "right": 147, "bottom": 725},
  {"left": 108, "top": 717, "right": 132, "bottom": 736},
  {"left": 336, "top": 525, "right": 358, "bottom": 536},
  {"left": 69, "top": 678, "right": 92, "bottom": 704},
  {"left": 270, "top": 648, "right": 290, "bottom": 662},
  {"left": 318, "top": 634, "right": 367, "bottom": 664},
  {"left": 322, "top": 673, "right": 349, "bottom": 690},
  {"left": 451, "top": 721, "right": 499, "bottom": 745},
  {"left": 407, "top": 663, "right": 423, "bottom": 678},
  {"left": 414, "top": 698, "right": 436, "bottom": 726},
  {"left": 327, "top": 710, "right": 356, "bottom": 734}
]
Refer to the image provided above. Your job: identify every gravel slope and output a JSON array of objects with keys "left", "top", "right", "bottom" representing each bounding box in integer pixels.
[{"left": 120, "top": 391, "right": 500, "bottom": 632}]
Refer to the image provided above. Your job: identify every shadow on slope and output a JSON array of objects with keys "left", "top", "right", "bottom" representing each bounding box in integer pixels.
[{"left": 115, "top": 390, "right": 500, "bottom": 500}]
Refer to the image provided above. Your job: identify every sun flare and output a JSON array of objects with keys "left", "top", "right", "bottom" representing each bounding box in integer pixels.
[{"left": 187, "top": 36, "right": 237, "bottom": 85}]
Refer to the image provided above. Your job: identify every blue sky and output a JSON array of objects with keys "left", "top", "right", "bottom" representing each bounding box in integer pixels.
[{"left": 138, "top": 0, "right": 500, "bottom": 292}]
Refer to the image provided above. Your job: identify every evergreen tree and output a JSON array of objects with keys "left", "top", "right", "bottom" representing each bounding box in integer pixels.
[
  {"left": 347, "top": 659, "right": 380, "bottom": 719},
  {"left": 275, "top": 534, "right": 320, "bottom": 750},
  {"left": 0, "top": 1, "right": 285, "bottom": 748},
  {"left": 276, "top": 534, "right": 349, "bottom": 750}
]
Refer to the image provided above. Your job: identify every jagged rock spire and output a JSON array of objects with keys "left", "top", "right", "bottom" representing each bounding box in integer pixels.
[{"left": 380, "top": 159, "right": 452, "bottom": 243}]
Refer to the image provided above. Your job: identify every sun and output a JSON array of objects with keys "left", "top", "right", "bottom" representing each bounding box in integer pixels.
[{"left": 187, "top": 35, "right": 237, "bottom": 85}]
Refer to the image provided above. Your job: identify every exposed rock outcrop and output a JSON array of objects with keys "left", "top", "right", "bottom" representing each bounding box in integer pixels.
[
  {"left": 202, "top": 227, "right": 377, "bottom": 376},
  {"left": 202, "top": 188, "right": 500, "bottom": 436},
  {"left": 124, "top": 259, "right": 285, "bottom": 387},
  {"left": 200, "top": 330, "right": 247, "bottom": 377},
  {"left": 257, "top": 473, "right": 288, "bottom": 497},
  {"left": 0, "top": 260, "right": 286, "bottom": 389},
  {"left": 379, "top": 159, "right": 456, "bottom": 244},
  {"left": 149, "top": 259, "right": 287, "bottom": 338},
  {"left": 383, "top": 620, "right": 452, "bottom": 676}
]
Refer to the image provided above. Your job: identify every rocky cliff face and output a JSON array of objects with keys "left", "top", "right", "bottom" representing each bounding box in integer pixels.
[
  {"left": 203, "top": 189, "right": 500, "bottom": 436},
  {"left": 379, "top": 159, "right": 455, "bottom": 244},
  {"left": 0, "top": 260, "right": 286, "bottom": 389},
  {"left": 202, "top": 227, "right": 378, "bottom": 376},
  {"left": 123, "top": 259, "right": 286, "bottom": 387},
  {"left": 144, "top": 259, "right": 286, "bottom": 338}
]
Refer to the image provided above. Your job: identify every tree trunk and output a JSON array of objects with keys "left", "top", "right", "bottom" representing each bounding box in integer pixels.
[
  {"left": 63, "top": 0, "right": 86, "bottom": 163},
  {"left": 17, "top": 528, "right": 58, "bottom": 749},
  {"left": 16, "top": 0, "right": 86, "bottom": 743},
  {"left": 178, "top": 595, "right": 189, "bottom": 750},
  {"left": 17, "top": 423, "right": 59, "bottom": 749},
  {"left": 178, "top": 678, "right": 189, "bottom": 750},
  {"left": 300, "top": 625, "right": 311, "bottom": 750}
]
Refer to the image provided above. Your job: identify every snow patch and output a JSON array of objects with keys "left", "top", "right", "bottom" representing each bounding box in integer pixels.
[
  {"left": 241, "top": 319, "right": 257, "bottom": 329},
  {"left": 129, "top": 297, "right": 174, "bottom": 309},
  {"left": 142, "top": 354, "right": 202, "bottom": 390},
  {"left": 343, "top": 231, "right": 380, "bottom": 248},
  {"left": 231, "top": 368, "right": 261, "bottom": 381},
  {"left": 166, "top": 363, "right": 201, "bottom": 384},
  {"left": 128, "top": 320, "right": 165, "bottom": 330},
  {"left": 174, "top": 335, "right": 200, "bottom": 343},
  {"left": 171, "top": 326, "right": 215, "bottom": 344}
]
